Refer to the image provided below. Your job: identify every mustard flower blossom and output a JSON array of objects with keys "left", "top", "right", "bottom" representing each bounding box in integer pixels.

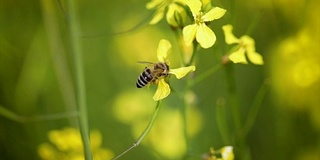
[
  {"left": 146, "top": 0, "right": 187, "bottom": 27},
  {"left": 222, "top": 24, "right": 264, "bottom": 65},
  {"left": 151, "top": 39, "right": 196, "bottom": 101},
  {"left": 38, "top": 127, "right": 114, "bottom": 160},
  {"left": 202, "top": 146, "right": 234, "bottom": 160},
  {"left": 219, "top": 146, "right": 234, "bottom": 160},
  {"left": 183, "top": 0, "right": 226, "bottom": 48}
]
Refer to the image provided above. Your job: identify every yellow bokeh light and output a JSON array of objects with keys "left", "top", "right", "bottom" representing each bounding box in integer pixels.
[
  {"left": 113, "top": 89, "right": 203, "bottom": 159},
  {"left": 38, "top": 128, "right": 114, "bottom": 160},
  {"left": 112, "top": 90, "right": 155, "bottom": 125},
  {"left": 270, "top": 0, "right": 320, "bottom": 129}
]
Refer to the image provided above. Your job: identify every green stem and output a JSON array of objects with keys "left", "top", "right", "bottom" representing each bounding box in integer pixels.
[
  {"left": 224, "top": 63, "right": 250, "bottom": 159},
  {"left": 191, "top": 63, "right": 222, "bottom": 87},
  {"left": 224, "top": 64, "right": 242, "bottom": 130},
  {"left": 242, "top": 79, "right": 269, "bottom": 137},
  {"left": 0, "top": 105, "right": 78, "bottom": 122},
  {"left": 173, "top": 29, "right": 200, "bottom": 159},
  {"left": 245, "top": 10, "right": 263, "bottom": 35},
  {"left": 215, "top": 98, "right": 231, "bottom": 144},
  {"left": 0, "top": 105, "right": 22, "bottom": 122},
  {"left": 173, "top": 30, "right": 186, "bottom": 66},
  {"left": 40, "top": 0, "right": 78, "bottom": 125},
  {"left": 66, "top": 0, "right": 92, "bottom": 159},
  {"left": 112, "top": 101, "right": 162, "bottom": 160},
  {"left": 181, "top": 88, "right": 190, "bottom": 159}
]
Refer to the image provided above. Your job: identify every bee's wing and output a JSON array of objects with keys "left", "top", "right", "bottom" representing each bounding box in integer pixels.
[{"left": 137, "top": 61, "right": 154, "bottom": 66}]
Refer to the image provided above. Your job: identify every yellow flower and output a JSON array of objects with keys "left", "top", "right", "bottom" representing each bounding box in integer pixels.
[
  {"left": 183, "top": 0, "right": 226, "bottom": 48},
  {"left": 152, "top": 39, "right": 196, "bottom": 101},
  {"left": 146, "top": 0, "right": 187, "bottom": 27},
  {"left": 219, "top": 146, "right": 234, "bottom": 160},
  {"left": 38, "top": 128, "right": 114, "bottom": 160},
  {"left": 222, "top": 24, "right": 264, "bottom": 65},
  {"left": 202, "top": 146, "right": 234, "bottom": 160}
]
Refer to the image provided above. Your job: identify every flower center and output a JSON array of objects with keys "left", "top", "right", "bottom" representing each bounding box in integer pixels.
[
  {"left": 239, "top": 40, "right": 248, "bottom": 49},
  {"left": 194, "top": 12, "right": 204, "bottom": 25}
]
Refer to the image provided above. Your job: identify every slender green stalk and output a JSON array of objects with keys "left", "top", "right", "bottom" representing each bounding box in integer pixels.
[
  {"left": 191, "top": 63, "right": 222, "bottom": 87},
  {"left": 181, "top": 87, "right": 190, "bottom": 159},
  {"left": 224, "top": 64, "right": 242, "bottom": 130},
  {"left": 40, "top": 0, "right": 78, "bottom": 126},
  {"left": 242, "top": 80, "right": 269, "bottom": 137},
  {"left": 173, "top": 30, "right": 186, "bottom": 66},
  {"left": 112, "top": 101, "right": 162, "bottom": 160},
  {"left": 172, "top": 32, "right": 200, "bottom": 159},
  {"left": 245, "top": 11, "right": 263, "bottom": 35},
  {"left": 0, "top": 106, "right": 78, "bottom": 123},
  {"left": 66, "top": 0, "right": 92, "bottom": 159},
  {"left": 215, "top": 98, "right": 231, "bottom": 144},
  {"left": 224, "top": 63, "right": 250, "bottom": 160}
]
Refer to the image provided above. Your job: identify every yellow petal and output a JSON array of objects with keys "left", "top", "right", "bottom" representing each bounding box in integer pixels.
[
  {"left": 222, "top": 24, "right": 240, "bottom": 44},
  {"left": 157, "top": 39, "right": 171, "bottom": 62},
  {"left": 240, "top": 35, "right": 264, "bottom": 65},
  {"left": 153, "top": 79, "right": 171, "bottom": 101},
  {"left": 146, "top": 0, "right": 163, "bottom": 9},
  {"left": 241, "top": 35, "right": 255, "bottom": 46},
  {"left": 183, "top": 24, "right": 198, "bottom": 46},
  {"left": 202, "top": 7, "right": 226, "bottom": 22},
  {"left": 186, "top": 0, "right": 202, "bottom": 16},
  {"left": 201, "top": 0, "right": 211, "bottom": 8},
  {"left": 166, "top": 4, "right": 186, "bottom": 27},
  {"left": 247, "top": 51, "right": 264, "bottom": 65},
  {"left": 196, "top": 24, "right": 216, "bottom": 48},
  {"left": 149, "top": 7, "right": 165, "bottom": 25},
  {"left": 169, "top": 66, "right": 196, "bottom": 79},
  {"left": 229, "top": 49, "right": 248, "bottom": 64},
  {"left": 175, "top": 0, "right": 187, "bottom": 4}
]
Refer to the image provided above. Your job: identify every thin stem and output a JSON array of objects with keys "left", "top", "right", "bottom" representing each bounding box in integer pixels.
[
  {"left": 245, "top": 10, "right": 263, "bottom": 36},
  {"left": 224, "top": 63, "right": 250, "bottom": 160},
  {"left": 40, "top": 0, "right": 78, "bottom": 124},
  {"left": 173, "top": 29, "right": 186, "bottom": 66},
  {"left": 242, "top": 79, "right": 269, "bottom": 137},
  {"left": 181, "top": 89, "right": 190, "bottom": 159},
  {"left": 215, "top": 98, "right": 231, "bottom": 144},
  {"left": 0, "top": 105, "right": 22, "bottom": 122},
  {"left": 173, "top": 27, "right": 200, "bottom": 159},
  {"left": 190, "top": 63, "right": 222, "bottom": 87},
  {"left": 112, "top": 101, "right": 162, "bottom": 160},
  {"left": 0, "top": 105, "right": 78, "bottom": 123},
  {"left": 224, "top": 64, "right": 242, "bottom": 130},
  {"left": 66, "top": 0, "right": 92, "bottom": 159}
]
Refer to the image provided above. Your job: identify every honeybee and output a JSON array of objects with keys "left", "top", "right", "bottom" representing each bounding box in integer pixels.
[{"left": 136, "top": 62, "right": 170, "bottom": 88}]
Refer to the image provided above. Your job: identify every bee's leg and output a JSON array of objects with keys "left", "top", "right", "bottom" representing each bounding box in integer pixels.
[
  {"left": 152, "top": 78, "right": 159, "bottom": 85},
  {"left": 161, "top": 72, "right": 169, "bottom": 77}
]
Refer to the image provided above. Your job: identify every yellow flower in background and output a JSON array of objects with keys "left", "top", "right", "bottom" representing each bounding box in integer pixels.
[
  {"left": 38, "top": 128, "right": 114, "bottom": 160},
  {"left": 150, "top": 39, "right": 196, "bottom": 101},
  {"left": 113, "top": 93, "right": 202, "bottom": 159},
  {"left": 183, "top": 0, "right": 226, "bottom": 48},
  {"left": 219, "top": 146, "right": 234, "bottom": 160},
  {"left": 146, "top": 0, "right": 187, "bottom": 27},
  {"left": 222, "top": 24, "right": 264, "bottom": 65},
  {"left": 202, "top": 146, "right": 234, "bottom": 160}
]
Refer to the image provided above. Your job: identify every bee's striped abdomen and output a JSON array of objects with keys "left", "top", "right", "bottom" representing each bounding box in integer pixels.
[{"left": 136, "top": 68, "right": 153, "bottom": 88}]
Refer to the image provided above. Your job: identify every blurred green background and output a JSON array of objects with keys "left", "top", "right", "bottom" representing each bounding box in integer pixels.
[{"left": 0, "top": 0, "right": 319, "bottom": 160}]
